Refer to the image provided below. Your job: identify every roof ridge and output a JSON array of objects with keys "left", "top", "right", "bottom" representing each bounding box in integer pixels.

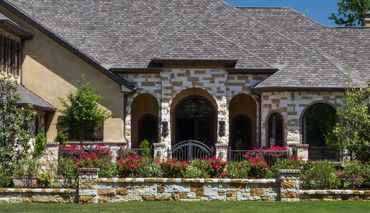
[
  {"left": 195, "top": 22, "right": 273, "bottom": 68},
  {"left": 236, "top": 6, "right": 291, "bottom": 9}
]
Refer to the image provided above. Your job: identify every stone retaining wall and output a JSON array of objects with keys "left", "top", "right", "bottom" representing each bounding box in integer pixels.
[
  {"left": 96, "top": 178, "right": 278, "bottom": 202},
  {"left": 300, "top": 190, "right": 370, "bottom": 201},
  {"left": 0, "top": 188, "right": 76, "bottom": 203},
  {"left": 1, "top": 169, "right": 369, "bottom": 203}
]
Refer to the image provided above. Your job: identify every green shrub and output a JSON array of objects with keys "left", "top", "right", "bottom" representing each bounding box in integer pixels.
[
  {"left": 301, "top": 161, "right": 340, "bottom": 189},
  {"left": 338, "top": 160, "right": 365, "bottom": 189},
  {"left": 58, "top": 157, "right": 78, "bottom": 182},
  {"left": 33, "top": 133, "right": 46, "bottom": 158},
  {"left": 363, "top": 163, "right": 370, "bottom": 188},
  {"left": 36, "top": 171, "right": 53, "bottom": 188},
  {"left": 183, "top": 165, "right": 209, "bottom": 178},
  {"left": 269, "top": 158, "right": 302, "bottom": 178},
  {"left": 139, "top": 140, "right": 151, "bottom": 158},
  {"left": 139, "top": 162, "right": 163, "bottom": 178},
  {"left": 227, "top": 161, "right": 250, "bottom": 179},
  {"left": 54, "top": 132, "right": 67, "bottom": 145},
  {"left": 0, "top": 168, "right": 12, "bottom": 187},
  {"left": 13, "top": 158, "right": 38, "bottom": 178}
]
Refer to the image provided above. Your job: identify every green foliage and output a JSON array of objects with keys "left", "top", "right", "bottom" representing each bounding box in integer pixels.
[
  {"left": 36, "top": 171, "right": 53, "bottom": 188},
  {"left": 183, "top": 165, "right": 209, "bottom": 178},
  {"left": 33, "top": 133, "right": 46, "bottom": 158},
  {"left": 59, "top": 75, "right": 111, "bottom": 142},
  {"left": 338, "top": 160, "right": 366, "bottom": 189},
  {"left": 183, "top": 159, "right": 210, "bottom": 178},
  {"left": 54, "top": 132, "right": 67, "bottom": 145},
  {"left": 329, "top": 0, "right": 370, "bottom": 26},
  {"left": 0, "top": 77, "right": 36, "bottom": 180},
  {"left": 58, "top": 157, "right": 78, "bottom": 182},
  {"left": 227, "top": 161, "right": 250, "bottom": 179},
  {"left": 13, "top": 158, "right": 38, "bottom": 178},
  {"left": 139, "top": 140, "right": 151, "bottom": 158},
  {"left": 301, "top": 161, "right": 340, "bottom": 189},
  {"left": 0, "top": 169, "right": 12, "bottom": 187},
  {"left": 269, "top": 158, "right": 302, "bottom": 178},
  {"left": 326, "top": 84, "right": 370, "bottom": 162},
  {"left": 235, "top": 139, "right": 246, "bottom": 150},
  {"left": 139, "top": 162, "right": 163, "bottom": 178}
]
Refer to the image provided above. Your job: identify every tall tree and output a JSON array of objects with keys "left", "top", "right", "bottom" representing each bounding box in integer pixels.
[
  {"left": 0, "top": 77, "right": 36, "bottom": 185},
  {"left": 60, "top": 76, "right": 111, "bottom": 142},
  {"left": 326, "top": 83, "right": 370, "bottom": 162},
  {"left": 329, "top": 0, "right": 370, "bottom": 26}
]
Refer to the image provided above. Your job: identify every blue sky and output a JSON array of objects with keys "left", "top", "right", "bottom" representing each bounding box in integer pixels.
[{"left": 226, "top": 0, "right": 339, "bottom": 26}]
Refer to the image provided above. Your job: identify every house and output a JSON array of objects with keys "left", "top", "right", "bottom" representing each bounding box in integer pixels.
[{"left": 0, "top": 0, "right": 369, "bottom": 161}]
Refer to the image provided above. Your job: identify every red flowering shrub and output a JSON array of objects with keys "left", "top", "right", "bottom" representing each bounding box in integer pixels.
[
  {"left": 247, "top": 156, "right": 268, "bottom": 178},
  {"left": 59, "top": 145, "right": 116, "bottom": 178},
  {"left": 116, "top": 155, "right": 148, "bottom": 177},
  {"left": 206, "top": 158, "right": 227, "bottom": 178},
  {"left": 160, "top": 159, "right": 188, "bottom": 178}
]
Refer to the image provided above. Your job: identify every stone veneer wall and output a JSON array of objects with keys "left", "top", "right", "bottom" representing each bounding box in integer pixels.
[
  {"left": 0, "top": 188, "right": 76, "bottom": 203},
  {"left": 260, "top": 91, "right": 343, "bottom": 147},
  {"left": 121, "top": 69, "right": 270, "bottom": 155},
  {"left": 1, "top": 169, "right": 369, "bottom": 203},
  {"left": 96, "top": 178, "right": 278, "bottom": 202}
]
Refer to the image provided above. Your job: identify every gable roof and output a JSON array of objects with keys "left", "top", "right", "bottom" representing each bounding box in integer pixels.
[
  {"left": 1, "top": 0, "right": 369, "bottom": 90},
  {"left": 18, "top": 85, "right": 55, "bottom": 111},
  {"left": 0, "top": 2, "right": 136, "bottom": 91}
]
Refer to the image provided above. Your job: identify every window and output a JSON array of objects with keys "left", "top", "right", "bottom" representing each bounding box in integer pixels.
[
  {"left": 0, "top": 34, "right": 22, "bottom": 77},
  {"left": 268, "top": 113, "right": 284, "bottom": 147}
]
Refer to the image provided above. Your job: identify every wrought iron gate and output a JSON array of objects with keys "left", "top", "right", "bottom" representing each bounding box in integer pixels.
[{"left": 168, "top": 140, "right": 214, "bottom": 162}]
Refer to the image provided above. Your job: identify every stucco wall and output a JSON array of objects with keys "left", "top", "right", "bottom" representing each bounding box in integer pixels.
[{"left": 0, "top": 6, "right": 125, "bottom": 143}]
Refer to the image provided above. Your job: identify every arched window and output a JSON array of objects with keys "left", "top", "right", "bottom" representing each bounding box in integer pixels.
[
  {"left": 231, "top": 115, "right": 252, "bottom": 150},
  {"left": 303, "top": 103, "right": 337, "bottom": 147},
  {"left": 138, "top": 114, "right": 158, "bottom": 145},
  {"left": 302, "top": 103, "right": 337, "bottom": 160},
  {"left": 268, "top": 113, "right": 284, "bottom": 147}
]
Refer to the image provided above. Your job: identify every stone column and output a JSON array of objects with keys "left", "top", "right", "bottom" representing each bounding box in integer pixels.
[
  {"left": 77, "top": 168, "right": 99, "bottom": 204},
  {"left": 153, "top": 143, "right": 167, "bottom": 162},
  {"left": 278, "top": 169, "right": 300, "bottom": 202},
  {"left": 215, "top": 144, "right": 228, "bottom": 161},
  {"left": 292, "top": 144, "right": 309, "bottom": 161}
]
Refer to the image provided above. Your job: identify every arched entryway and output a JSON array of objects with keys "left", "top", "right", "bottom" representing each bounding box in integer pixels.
[
  {"left": 131, "top": 93, "right": 159, "bottom": 148},
  {"left": 229, "top": 94, "right": 257, "bottom": 149},
  {"left": 302, "top": 103, "right": 337, "bottom": 160},
  {"left": 171, "top": 88, "right": 217, "bottom": 148},
  {"left": 174, "top": 96, "right": 215, "bottom": 148},
  {"left": 268, "top": 112, "right": 284, "bottom": 147}
]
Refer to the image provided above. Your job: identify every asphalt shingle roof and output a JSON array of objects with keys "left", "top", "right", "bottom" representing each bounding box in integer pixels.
[
  {"left": 18, "top": 85, "right": 54, "bottom": 110},
  {"left": 2, "top": 0, "right": 370, "bottom": 89}
]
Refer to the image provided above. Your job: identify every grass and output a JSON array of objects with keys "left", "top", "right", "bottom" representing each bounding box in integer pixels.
[{"left": 0, "top": 201, "right": 369, "bottom": 213}]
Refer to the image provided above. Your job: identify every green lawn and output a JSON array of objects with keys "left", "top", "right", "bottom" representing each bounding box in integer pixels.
[{"left": 0, "top": 201, "right": 369, "bottom": 213}]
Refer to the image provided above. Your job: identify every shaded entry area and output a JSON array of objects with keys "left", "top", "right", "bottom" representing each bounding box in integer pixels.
[{"left": 174, "top": 96, "right": 215, "bottom": 148}]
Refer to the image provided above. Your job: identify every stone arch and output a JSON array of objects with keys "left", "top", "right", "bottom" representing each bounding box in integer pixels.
[
  {"left": 129, "top": 93, "right": 159, "bottom": 148},
  {"left": 170, "top": 87, "right": 218, "bottom": 147},
  {"left": 301, "top": 102, "right": 337, "bottom": 159},
  {"left": 229, "top": 93, "right": 258, "bottom": 149}
]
